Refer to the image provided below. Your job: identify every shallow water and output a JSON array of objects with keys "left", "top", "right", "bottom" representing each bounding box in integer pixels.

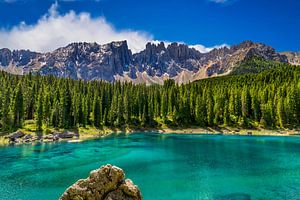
[{"left": 0, "top": 133, "right": 300, "bottom": 200}]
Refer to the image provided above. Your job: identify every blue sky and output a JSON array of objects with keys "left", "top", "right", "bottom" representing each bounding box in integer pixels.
[{"left": 0, "top": 0, "right": 299, "bottom": 52}]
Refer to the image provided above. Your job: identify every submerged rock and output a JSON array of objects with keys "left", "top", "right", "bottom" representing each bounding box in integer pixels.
[
  {"left": 215, "top": 193, "right": 251, "bottom": 200},
  {"left": 60, "top": 164, "right": 142, "bottom": 200}
]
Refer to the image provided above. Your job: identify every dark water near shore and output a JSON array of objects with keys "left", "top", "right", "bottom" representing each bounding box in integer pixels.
[{"left": 0, "top": 133, "right": 300, "bottom": 200}]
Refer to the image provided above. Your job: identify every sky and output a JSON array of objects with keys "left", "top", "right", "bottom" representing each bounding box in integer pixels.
[{"left": 0, "top": 0, "right": 299, "bottom": 53}]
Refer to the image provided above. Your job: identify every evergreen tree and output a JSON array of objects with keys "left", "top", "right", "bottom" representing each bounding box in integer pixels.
[
  {"left": 1, "top": 89, "right": 11, "bottom": 131},
  {"left": 93, "top": 96, "right": 101, "bottom": 127},
  {"left": 60, "top": 83, "right": 72, "bottom": 128},
  {"left": 36, "top": 93, "right": 43, "bottom": 131},
  {"left": 241, "top": 88, "right": 252, "bottom": 119},
  {"left": 195, "top": 96, "right": 206, "bottom": 127},
  {"left": 276, "top": 96, "right": 286, "bottom": 128},
  {"left": 206, "top": 90, "right": 214, "bottom": 126},
  {"left": 12, "top": 84, "right": 24, "bottom": 128},
  {"left": 43, "top": 92, "right": 51, "bottom": 127}
]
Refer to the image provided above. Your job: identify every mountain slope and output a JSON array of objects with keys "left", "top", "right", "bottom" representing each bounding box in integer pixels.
[
  {"left": 0, "top": 40, "right": 290, "bottom": 84},
  {"left": 280, "top": 52, "right": 300, "bottom": 66},
  {"left": 230, "top": 57, "right": 291, "bottom": 75}
]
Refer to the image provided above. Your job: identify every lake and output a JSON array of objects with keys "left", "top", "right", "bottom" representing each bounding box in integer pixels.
[{"left": 0, "top": 133, "right": 300, "bottom": 200}]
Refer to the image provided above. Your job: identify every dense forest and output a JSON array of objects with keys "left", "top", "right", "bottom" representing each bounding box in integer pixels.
[{"left": 0, "top": 61, "right": 299, "bottom": 133}]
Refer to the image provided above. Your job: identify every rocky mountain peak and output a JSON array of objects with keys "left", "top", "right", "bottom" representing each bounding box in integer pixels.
[
  {"left": 145, "top": 42, "right": 166, "bottom": 54},
  {"left": 167, "top": 42, "right": 202, "bottom": 61},
  {"left": 0, "top": 40, "right": 295, "bottom": 84},
  {"left": 235, "top": 40, "right": 257, "bottom": 49},
  {"left": 110, "top": 40, "right": 129, "bottom": 48},
  {"left": 280, "top": 51, "right": 300, "bottom": 65},
  {"left": 0, "top": 48, "right": 39, "bottom": 67},
  {"left": 0, "top": 48, "right": 12, "bottom": 66}
]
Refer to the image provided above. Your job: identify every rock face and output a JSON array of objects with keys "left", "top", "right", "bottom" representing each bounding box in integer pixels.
[
  {"left": 30, "top": 41, "right": 132, "bottom": 82},
  {"left": 0, "top": 40, "right": 290, "bottom": 84},
  {"left": 60, "top": 164, "right": 142, "bottom": 200},
  {"left": 4, "top": 131, "right": 25, "bottom": 143},
  {"left": 3, "top": 130, "right": 80, "bottom": 144},
  {"left": 280, "top": 52, "right": 300, "bottom": 66}
]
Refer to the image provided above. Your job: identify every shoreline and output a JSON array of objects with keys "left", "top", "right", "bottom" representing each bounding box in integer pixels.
[
  {"left": 156, "top": 127, "right": 300, "bottom": 136},
  {"left": 1, "top": 127, "right": 299, "bottom": 146}
]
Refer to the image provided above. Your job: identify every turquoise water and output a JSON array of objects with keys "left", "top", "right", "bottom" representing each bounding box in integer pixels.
[{"left": 0, "top": 133, "right": 300, "bottom": 200}]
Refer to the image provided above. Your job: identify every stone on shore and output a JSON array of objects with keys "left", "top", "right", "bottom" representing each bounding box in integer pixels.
[
  {"left": 5, "top": 131, "right": 25, "bottom": 143},
  {"left": 53, "top": 132, "right": 79, "bottom": 139},
  {"left": 60, "top": 164, "right": 142, "bottom": 200}
]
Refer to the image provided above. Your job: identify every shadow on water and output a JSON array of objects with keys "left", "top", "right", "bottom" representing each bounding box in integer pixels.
[{"left": 215, "top": 193, "right": 251, "bottom": 200}]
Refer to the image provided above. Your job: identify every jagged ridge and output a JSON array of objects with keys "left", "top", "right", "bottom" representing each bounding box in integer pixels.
[{"left": 0, "top": 40, "right": 292, "bottom": 84}]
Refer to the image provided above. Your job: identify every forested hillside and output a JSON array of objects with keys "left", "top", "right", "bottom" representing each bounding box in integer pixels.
[
  {"left": 0, "top": 63, "right": 299, "bottom": 134},
  {"left": 230, "top": 57, "right": 291, "bottom": 75}
]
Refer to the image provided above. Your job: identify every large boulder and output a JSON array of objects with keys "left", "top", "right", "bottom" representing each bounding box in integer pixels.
[{"left": 60, "top": 164, "right": 142, "bottom": 200}]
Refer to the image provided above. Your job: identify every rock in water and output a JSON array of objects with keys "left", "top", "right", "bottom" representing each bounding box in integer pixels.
[{"left": 60, "top": 164, "right": 142, "bottom": 200}]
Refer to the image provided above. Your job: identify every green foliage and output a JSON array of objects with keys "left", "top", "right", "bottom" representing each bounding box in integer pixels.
[
  {"left": 231, "top": 57, "right": 291, "bottom": 75},
  {"left": 35, "top": 93, "right": 43, "bottom": 131},
  {"left": 0, "top": 62, "right": 299, "bottom": 132}
]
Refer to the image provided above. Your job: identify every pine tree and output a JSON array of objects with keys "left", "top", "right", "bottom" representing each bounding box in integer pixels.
[
  {"left": 276, "top": 96, "right": 286, "bottom": 128},
  {"left": 241, "top": 88, "right": 252, "bottom": 119},
  {"left": 51, "top": 100, "right": 60, "bottom": 128},
  {"left": 123, "top": 92, "right": 130, "bottom": 124},
  {"left": 93, "top": 96, "right": 101, "bottom": 127},
  {"left": 160, "top": 91, "right": 168, "bottom": 120},
  {"left": 223, "top": 100, "right": 230, "bottom": 126},
  {"left": 81, "top": 96, "right": 88, "bottom": 127},
  {"left": 60, "top": 83, "right": 72, "bottom": 128},
  {"left": 260, "top": 101, "right": 274, "bottom": 128},
  {"left": 206, "top": 90, "right": 214, "bottom": 126},
  {"left": 36, "top": 93, "right": 43, "bottom": 131},
  {"left": 251, "top": 95, "right": 261, "bottom": 122},
  {"left": 12, "top": 84, "right": 24, "bottom": 128},
  {"left": 195, "top": 95, "right": 206, "bottom": 127},
  {"left": 1, "top": 89, "right": 11, "bottom": 131},
  {"left": 43, "top": 92, "right": 51, "bottom": 127}
]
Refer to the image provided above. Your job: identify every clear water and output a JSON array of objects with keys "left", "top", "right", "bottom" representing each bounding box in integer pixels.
[{"left": 0, "top": 133, "right": 300, "bottom": 200}]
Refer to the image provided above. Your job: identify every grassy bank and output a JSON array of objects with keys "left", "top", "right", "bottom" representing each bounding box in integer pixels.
[
  {"left": 159, "top": 126, "right": 300, "bottom": 136},
  {"left": 0, "top": 120, "right": 299, "bottom": 146}
]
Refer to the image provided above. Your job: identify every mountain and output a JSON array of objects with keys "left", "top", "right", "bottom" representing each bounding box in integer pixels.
[
  {"left": 280, "top": 52, "right": 300, "bottom": 66},
  {"left": 0, "top": 40, "right": 291, "bottom": 84}
]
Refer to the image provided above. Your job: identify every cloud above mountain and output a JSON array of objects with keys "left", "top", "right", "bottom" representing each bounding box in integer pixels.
[
  {"left": 189, "top": 44, "right": 229, "bottom": 53},
  {"left": 0, "top": 2, "right": 152, "bottom": 53},
  {"left": 0, "top": 2, "right": 227, "bottom": 53}
]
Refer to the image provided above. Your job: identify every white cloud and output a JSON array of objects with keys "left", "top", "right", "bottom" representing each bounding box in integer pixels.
[
  {"left": 151, "top": 40, "right": 229, "bottom": 54},
  {"left": 0, "top": 2, "right": 153, "bottom": 53},
  {"left": 210, "top": 0, "right": 228, "bottom": 3},
  {"left": 189, "top": 44, "right": 229, "bottom": 53},
  {"left": 0, "top": 2, "right": 228, "bottom": 54}
]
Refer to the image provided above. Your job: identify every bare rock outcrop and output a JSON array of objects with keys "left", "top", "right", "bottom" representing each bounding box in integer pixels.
[
  {"left": 0, "top": 40, "right": 291, "bottom": 84},
  {"left": 281, "top": 52, "right": 300, "bottom": 66},
  {"left": 4, "top": 131, "right": 25, "bottom": 143},
  {"left": 60, "top": 164, "right": 142, "bottom": 200}
]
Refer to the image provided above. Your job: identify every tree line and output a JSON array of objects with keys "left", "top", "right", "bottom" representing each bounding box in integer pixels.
[{"left": 0, "top": 62, "right": 299, "bottom": 133}]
